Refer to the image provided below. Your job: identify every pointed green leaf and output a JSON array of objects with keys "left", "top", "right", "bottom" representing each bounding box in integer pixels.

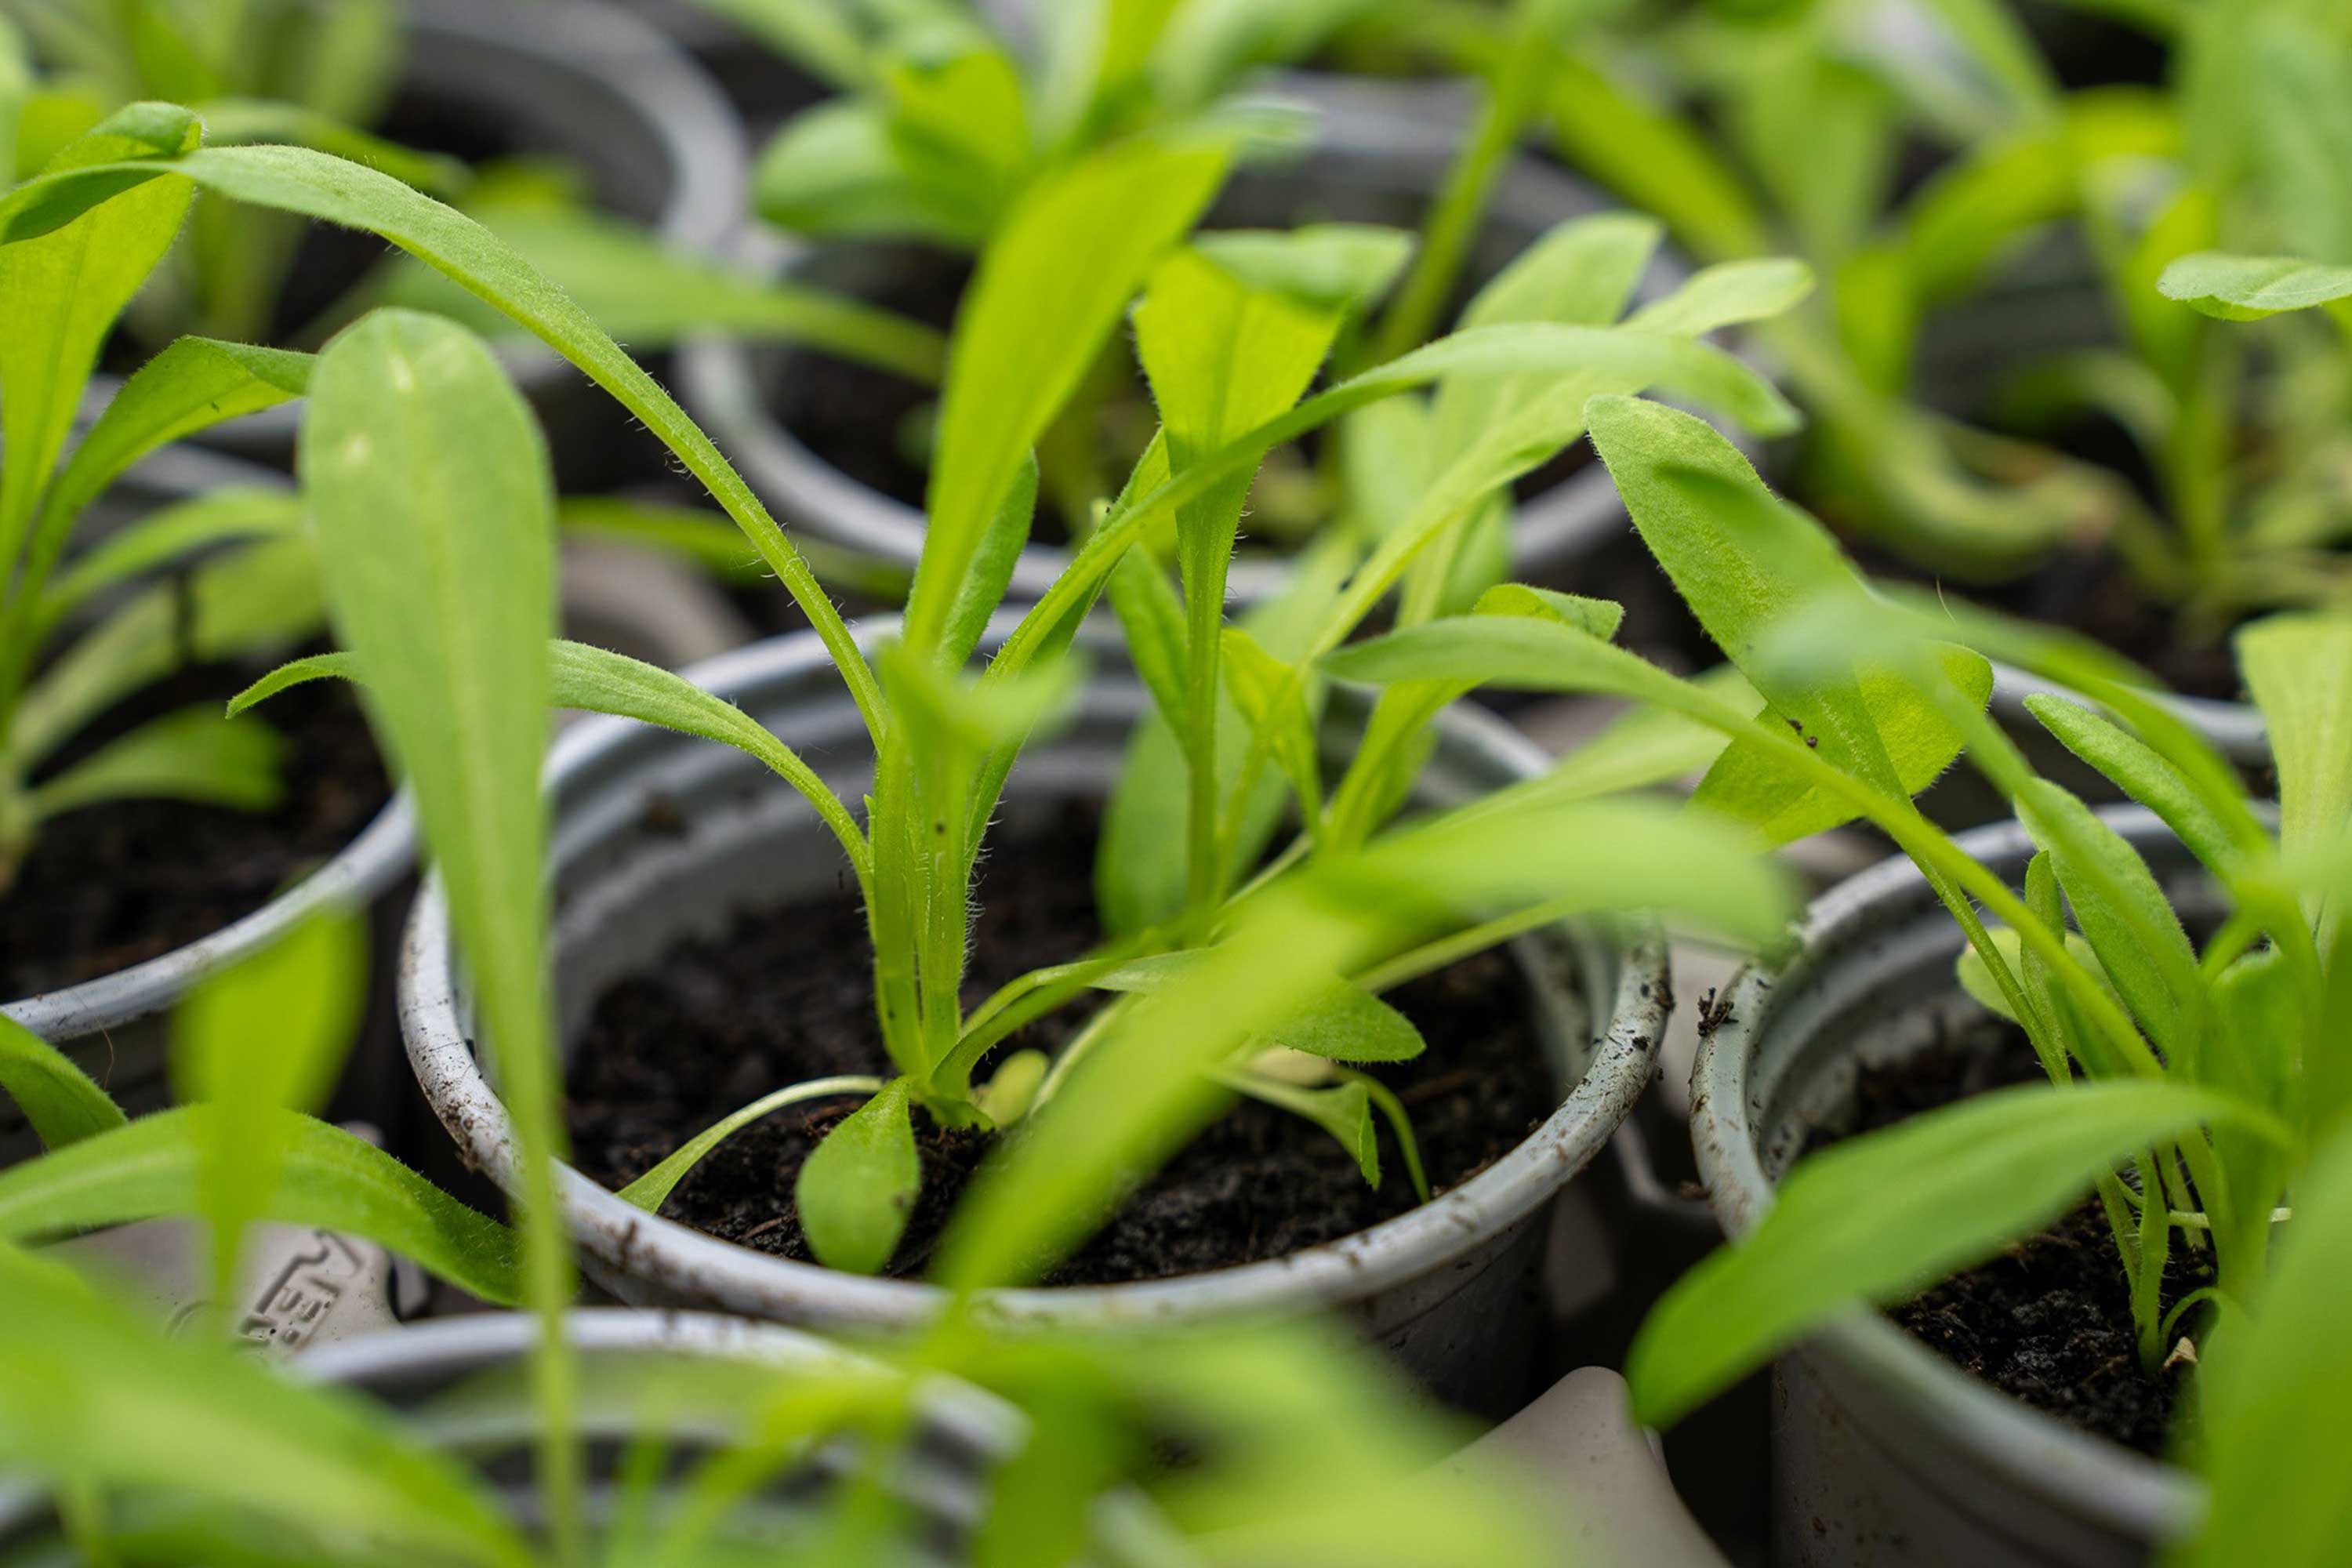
[
  {"left": 27, "top": 705, "right": 284, "bottom": 822},
  {"left": 2025, "top": 694, "right": 2242, "bottom": 880},
  {"left": 2239, "top": 614, "right": 2352, "bottom": 906},
  {"left": 794, "top": 1078, "right": 920, "bottom": 1276},
  {"left": 0, "top": 1107, "right": 521, "bottom": 1302},
  {"left": 1628, "top": 1080, "right": 2284, "bottom": 1430},
  {"left": 36, "top": 486, "right": 304, "bottom": 636},
  {"left": 1221, "top": 626, "right": 1321, "bottom": 826},
  {"left": 1223, "top": 1069, "right": 1382, "bottom": 1188},
  {"left": 2158, "top": 250, "right": 2352, "bottom": 321},
  {"left": 906, "top": 135, "right": 1230, "bottom": 662},
  {"left": 0, "top": 1014, "right": 125, "bottom": 1152},
  {"left": 1106, "top": 546, "right": 1189, "bottom": 737},
  {"left": 1626, "top": 257, "right": 1817, "bottom": 337},
  {"left": 618, "top": 1076, "right": 884, "bottom": 1217},
  {"left": 1260, "top": 981, "right": 1425, "bottom": 1064}
]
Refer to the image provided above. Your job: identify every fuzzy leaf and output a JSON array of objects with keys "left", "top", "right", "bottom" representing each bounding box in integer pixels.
[
  {"left": 795, "top": 1078, "right": 920, "bottom": 1276},
  {"left": 0, "top": 1015, "right": 125, "bottom": 1152}
]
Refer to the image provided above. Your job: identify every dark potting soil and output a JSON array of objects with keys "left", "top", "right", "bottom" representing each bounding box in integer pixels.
[
  {"left": 1, "top": 662, "right": 390, "bottom": 999},
  {"left": 564, "top": 802, "right": 1560, "bottom": 1284},
  {"left": 1810, "top": 1016, "right": 2208, "bottom": 1456}
]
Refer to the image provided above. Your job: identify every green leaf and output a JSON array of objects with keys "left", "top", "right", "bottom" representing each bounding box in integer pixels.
[
  {"left": 1625, "top": 257, "right": 1817, "bottom": 337},
  {"left": 298, "top": 308, "right": 575, "bottom": 1515},
  {"left": 2245, "top": 23, "right": 2352, "bottom": 270},
  {"left": 27, "top": 704, "right": 284, "bottom": 822},
  {"left": 194, "top": 96, "right": 467, "bottom": 196},
  {"left": 0, "top": 131, "right": 884, "bottom": 741},
  {"left": 1150, "top": 0, "right": 1381, "bottom": 108},
  {"left": 0, "top": 1107, "right": 521, "bottom": 1302},
  {"left": 941, "top": 794, "right": 1795, "bottom": 1288},
  {"left": 1627, "top": 1080, "right": 2284, "bottom": 1430},
  {"left": 2016, "top": 777, "right": 2207, "bottom": 1075},
  {"left": 371, "top": 206, "right": 946, "bottom": 382},
  {"left": 171, "top": 907, "right": 368, "bottom": 1310},
  {"left": 0, "top": 1245, "right": 532, "bottom": 1568},
  {"left": 34, "top": 486, "right": 304, "bottom": 637},
  {"left": 941, "top": 455, "right": 1038, "bottom": 670},
  {"left": 1220, "top": 626, "right": 1321, "bottom": 827},
  {"left": 1260, "top": 980, "right": 1425, "bottom": 1064},
  {"left": 1106, "top": 546, "right": 1189, "bottom": 736},
  {"left": 1222, "top": 1069, "right": 1382, "bottom": 1188},
  {"left": 1956, "top": 926, "right": 2120, "bottom": 1027},
  {"left": 2024, "top": 694, "right": 2243, "bottom": 880},
  {"left": 2157, "top": 250, "right": 2352, "bottom": 321},
  {"left": 2186, "top": 1123, "right": 2352, "bottom": 1567},
  {"left": 793, "top": 1078, "right": 920, "bottom": 1276},
  {"left": 13, "top": 536, "right": 322, "bottom": 770},
  {"left": 23, "top": 338, "right": 310, "bottom": 608},
  {"left": 0, "top": 1014, "right": 125, "bottom": 1152},
  {"left": 881, "top": 34, "right": 1030, "bottom": 237},
  {"left": 1191, "top": 223, "right": 1414, "bottom": 314},
  {"left": 0, "top": 103, "right": 198, "bottom": 577},
  {"left": 1689, "top": 646, "right": 1993, "bottom": 848},
  {"left": 905, "top": 134, "right": 1230, "bottom": 662},
  {"left": 754, "top": 99, "right": 986, "bottom": 245},
  {"left": 617, "top": 1075, "right": 884, "bottom": 1216},
  {"left": 2238, "top": 613, "right": 2352, "bottom": 909}
]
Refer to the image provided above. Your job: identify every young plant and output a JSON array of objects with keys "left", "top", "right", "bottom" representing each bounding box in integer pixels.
[
  {"left": 13, "top": 100, "right": 1807, "bottom": 1272},
  {"left": 0, "top": 107, "right": 339, "bottom": 895},
  {"left": 1375, "top": 397, "right": 2351, "bottom": 1560}
]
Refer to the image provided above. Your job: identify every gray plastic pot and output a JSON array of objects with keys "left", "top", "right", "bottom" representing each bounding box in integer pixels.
[
  {"left": 402, "top": 620, "right": 1669, "bottom": 1417},
  {"left": 1690, "top": 807, "right": 2208, "bottom": 1566},
  {"left": 678, "top": 96, "right": 1680, "bottom": 609},
  {"left": 0, "top": 1309, "right": 1025, "bottom": 1559},
  {"left": 89, "top": 0, "right": 746, "bottom": 480}
]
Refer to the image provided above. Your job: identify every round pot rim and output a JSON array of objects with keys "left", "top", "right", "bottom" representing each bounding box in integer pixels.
[
  {"left": 1989, "top": 661, "right": 2264, "bottom": 767},
  {"left": 403, "top": 618, "right": 1670, "bottom": 1330},
  {"left": 3, "top": 450, "right": 417, "bottom": 1041},
  {"left": 84, "top": 0, "right": 748, "bottom": 441},
  {"left": 677, "top": 94, "right": 1659, "bottom": 609},
  {"left": 1690, "top": 807, "right": 2205, "bottom": 1540}
]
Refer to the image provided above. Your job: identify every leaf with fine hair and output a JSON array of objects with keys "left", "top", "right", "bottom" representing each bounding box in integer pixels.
[
  {"left": 795, "top": 1077, "right": 920, "bottom": 1276},
  {"left": 0, "top": 103, "right": 198, "bottom": 575},
  {"left": 1627, "top": 1080, "right": 2286, "bottom": 1431},
  {"left": 0, "top": 1107, "right": 520, "bottom": 1301},
  {"left": 299, "top": 307, "right": 577, "bottom": 1527},
  {"left": 171, "top": 907, "right": 368, "bottom": 1312},
  {"left": 1626, "top": 256, "right": 1817, "bottom": 337},
  {"left": 0, "top": 1244, "right": 532, "bottom": 1568},
  {"left": 1220, "top": 626, "right": 1321, "bottom": 829},
  {"left": 2024, "top": 694, "right": 2242, "bottom": 881},
  {"left": 905, "top": 132, "right": 1230, "bottom": 662},
  {"left": 27, "top": 705, "right": 284, "bottom": 822},
  {"left": 0, "top": 1014, "right": 125, "bottom": 1152}
]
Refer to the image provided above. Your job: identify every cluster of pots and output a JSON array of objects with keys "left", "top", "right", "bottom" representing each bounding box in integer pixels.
[{"left": 10, "top": 2, "right": 2273, "bottom": 1563}]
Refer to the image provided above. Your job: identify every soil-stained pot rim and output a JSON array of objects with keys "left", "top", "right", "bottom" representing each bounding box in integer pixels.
[
  {"left": 83, "top": 0, "right": 748, "bottom": 460},
  {"left": 1690, "top": 806, "right": 2205, "bottom": 1548},
  {"left": 2, "top": 444, "right": 416, "bottom": 1045},
  {"left": 402, "top": 616, "right": 1669, "bottom": 1334},
  {"left": 677, "top": 93, "right": 1681, "bottom": 611}
]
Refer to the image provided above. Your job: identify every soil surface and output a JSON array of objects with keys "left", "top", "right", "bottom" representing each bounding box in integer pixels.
[
  {"left": 2, "top": 662, "right": 390, "bottom": 999},
  {"left": 564, "top": 801, "right": 1561, "bottom": 1284},
  {"left": 1813, "top": 1016, "right": 2209, "bottom": 1456}
]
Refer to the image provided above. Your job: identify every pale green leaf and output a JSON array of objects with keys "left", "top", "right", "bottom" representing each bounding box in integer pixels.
[
  {"left": 2025, "top": 694, "right": 2243, "bottom": 879},
  {"left": 0, "top": 103, "right": 198, "bottom": 573},
  {"left": 2238, "top": 614, "right": 2352, "bottom": 904},
  {"left": 1192, "top": 223, "right": 1414, "bottom": 314},
  {"left": 1625, "top": 257, "right": 1817, "bottom": 338},
  {"left": 2158, "top": 250, "right": 2352, "bottom": 321},
  {"left": 793, "top": 1078, "right": 920, "bottom": 1275},
  {"left": 1106, "top": 546, "right": 1189, "bottom": 736},
  {"left": 35, "top": 486, "right": 303, "bottom": 637},
  {"left": 0, "top": 1245, "right": 531, "bottom": 1568},
  {"left": 0, "top": 1014, "right": 125, "bottom": 1152},
  {"left": 27, "top": 705, "right": 284, "bottom": 822},
  {"left": 171, "top": 907, "right": 368, "bottom": 1308},
  {"left": 1222, "top": 1069, "right": 1382, "bottom": 1188},
  {"left": 1628, "top": 1080, "right": 2282, "bottom": 1430},
  {"left": 618, "top": 1076, "right": 884, "bottom": 1216},
  {"left": 0, "top": 1107, "right": 521, "bottom": 1302},
  {"left": 1258, "top": 981, "right": 1425, "bottom": 1064},
  {"left": 1220, "top": 626, "right": 1320, "bottom": 826},
  {"left": 905, "top": 134, "right": 1230, "bottom": 660},
  {"left": 754, "top": 99, "right": 985, "bottom": 245}
]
